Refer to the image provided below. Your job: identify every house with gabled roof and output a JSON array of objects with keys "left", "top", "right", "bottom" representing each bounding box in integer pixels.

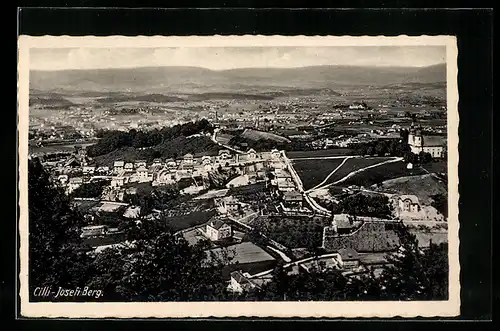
[
  {"left": 205, "top": 218, "right": 232, "bottom": 241},
  {"left": 228, "top": 271, "right": 259, "bottom": 293},
  {"left": 113, "top": 161, "right": 125, "bottom": 174}
]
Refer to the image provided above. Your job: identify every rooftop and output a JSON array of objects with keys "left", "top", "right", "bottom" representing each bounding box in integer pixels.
[
  {"left": 207, "top": 242, "right": 275, "bottom": 265},
  {"left": 399, "top": 195, "right": 420, "bottom": 204},
  {"left": 283, "top": 191, "right": 303, "bottom": 201},
  {"left": 208, "top": 219, "right": 230, "bottom": 230},
  {"left": 338, "top": 248, "right": 360, "bottom": 261}
]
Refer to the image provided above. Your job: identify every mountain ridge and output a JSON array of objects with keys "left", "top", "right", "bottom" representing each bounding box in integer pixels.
[{"left": 30, "top": 64, "right": 446, "bottom": 93}]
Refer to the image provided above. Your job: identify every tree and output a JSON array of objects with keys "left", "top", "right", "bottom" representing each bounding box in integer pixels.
[
  {"left": 70, "top": 180, "right": 110, "bottom": 199},
  {"left": 340, "top": 193, "right": 393, "bottom": 219},
  {"left": 374, "top": 141, "right": 387, "bottom": 156},
  {"left": 379, "top": 225, "right": 449, "bottom": 300},
  {"left": 419, "top": 151, "right": 432, "bottom": 164},
  {"left": 430, "top": 193, "right": 448, "bottom": 218},
  {"left": 28, "top": 158, "right": 91, "bottom": 300}
]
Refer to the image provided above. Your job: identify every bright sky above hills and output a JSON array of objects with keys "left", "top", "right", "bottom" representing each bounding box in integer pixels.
[{"left": 30, "top": 46, "right": 446, "bottom": 71}]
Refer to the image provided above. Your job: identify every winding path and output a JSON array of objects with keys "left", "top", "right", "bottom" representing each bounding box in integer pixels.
[
  {"left": 306, "top": 156, "right": 352, "bottom": 192},
  {"left": 283, "top": 151, "right": 404, "bottom": 217}
]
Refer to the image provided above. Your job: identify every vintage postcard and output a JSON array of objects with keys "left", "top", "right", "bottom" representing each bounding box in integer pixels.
[{"left": 18, "top": 35, "right": 459, "bottom": 318}]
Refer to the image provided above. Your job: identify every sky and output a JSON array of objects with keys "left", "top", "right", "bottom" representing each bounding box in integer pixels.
[{"left": 30, "top": 46, "right": 446, "bottom": 71}]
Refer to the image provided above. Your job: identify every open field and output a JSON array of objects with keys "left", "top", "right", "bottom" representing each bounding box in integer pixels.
[
  {"left": 323, "top": 157, "right": 394, "bottom": 186},
  {"left": 293, "top": 158, "right": 346, "bottom": 190},
  {"left": 240, "top": 128, "right": 290, "bottom": 143},
  {"left": 286, "top": 149, "right": 355, "bottom": 159},
  {"left": 421, "top": 160, "right": 448, "bottom": 174},
  {"left": 374, "top": 174, "right": 447, "bottom": 205},
  {"left": 339, "top": 161, "right": 428, "bottom": 188}
]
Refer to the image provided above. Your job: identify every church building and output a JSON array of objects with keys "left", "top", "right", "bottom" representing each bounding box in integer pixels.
[{"left": 408, "top": 127, "right": 446, "bottom": 159}]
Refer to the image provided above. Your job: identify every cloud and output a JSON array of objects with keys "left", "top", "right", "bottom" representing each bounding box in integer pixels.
[{"left": 30, "top": 46, "right": 446, "bottom": 71}]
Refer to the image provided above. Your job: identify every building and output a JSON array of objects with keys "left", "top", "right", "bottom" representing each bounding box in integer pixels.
[
  {"left": 217, "top": 196, "right": 242, "bottom": 214},
  {"left": 408, "top": 128, "right": 445, "bottom": 158},
  {"left": 218, "top": 149, "right": 231, "bottom": 160},
  {"left": 205, "top": 219, "right": 232, "bottom": 241},
  {"left": 275, "top": 178, "right": 296, "bottom": 192},
  {"left": 136, "top": 166, "right": 151, "bottom": 182},
  {"left": 329, "top": 214, "right": 359, "bottom": 234},
  {"left": 154, "top": 169, "right": 176, "bottom": 185},
  {"left": 96, "top": 166, "right": 110, "bottom": 174},
  {"left": 247, "top": 148, "right": 257, "bottom": 160},
  {"left": 201, "top": 155, "right": 212, "bottom": 165},
  {"left": 165, "top": 159, "right": 177, "bottom": 169},
  {"left": 64, "top": 157, "right": 81, "bottom": 169},
  {"left": 124, "top": 162, "right": 134, "bottom": 172},
  {"left": 80, "top": 225, "right": 108, "bottom": 238},
  {"left": 134, "top": 160, "right": 147, "bottom": 169},
  {"left": 337, "top": 248, "right": 360, "bottom": 269},
  {"left": 113, "top": 161, "right": 124, "bottom": 174},
  {"left": 111, "top": 175, "right": 126, "bottom": 187},
  {"left": 57, "top": 174, "right": 69, "bottom": 185},
  {"left": 68, "top": 177, "right": 83, "bottom": 193},
  {"left": 82, "top": 166, "right": 96, "bottom": 175},
  {"left": 271, "top": 149, "right": 281, "bottom": 159},
  {"left": 398, "top": 195, "right": 421, "bottom": 213},
  {"left": 228, "top": 271, "right": 258, "bottom": 293},
  {"left": 282, "top": 191, "right": 303, "bottom": 208},
  {"left": 183, "top": 153, "right": 194, "bottom": 164},
  {"left": 152, "top": 158, "right": 163, "bottom": 167}
]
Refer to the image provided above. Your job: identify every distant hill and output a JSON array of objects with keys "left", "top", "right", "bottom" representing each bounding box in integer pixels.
[{"left": 30, "top": 64, "right": 446, "bottom": 93}]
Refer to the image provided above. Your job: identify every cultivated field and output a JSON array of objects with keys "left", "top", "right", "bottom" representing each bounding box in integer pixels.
[
  {"left": 286, "top": 149, "right": 355, "bottom": 159},
  {"left": 240, "top": 128, "right": 291, "bottom": 143},
  {"left": 322, "top": 157, "right": 394, "bottom": 187},
  {"left": 293, "top": 158, "right": 346, "bottom": 190},
  {"left": 339, "top": 161, "right": 428, "bottom": 188}
]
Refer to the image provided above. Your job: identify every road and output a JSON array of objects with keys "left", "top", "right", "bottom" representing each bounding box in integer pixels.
[
  {"left": 310, "top": 156, "right": 404, "bottom": 192},
  {"left": 283, "top": 151, "right": 404, "bottom": 217},
  {"left": 307, "top": 156, "right": 352, "bottom": 192}
]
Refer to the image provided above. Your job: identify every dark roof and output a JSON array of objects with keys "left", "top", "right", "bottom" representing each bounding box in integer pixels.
[
  {"left": 422, "top": 135, "right": 446, "bottom": 147},
  {"left": 230, "top": 271, "right": 253, "bottom": 286},
  {"left": 208, "top": 219, "right": 230, "bottom": 230},
  {"left": 333, "top": 214, "right": 355, "bottom": 229},
  {"left": 338, "top": 248, "right": 360, "bottom": 261},
  {"left": 283, "top": 191, "right": 303, "bottom": 201},
  {"left": 399, "top": 195, "right": 419, "bottom": 204}
]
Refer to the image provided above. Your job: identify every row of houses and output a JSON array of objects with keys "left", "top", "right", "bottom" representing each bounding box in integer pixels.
[{"left": 228, "top": 247, "right": 363, "bottom": 293}]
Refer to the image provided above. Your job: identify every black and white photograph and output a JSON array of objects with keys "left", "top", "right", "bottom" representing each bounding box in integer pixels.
[{"left": 18, "top": 35, "right": 459, "bottom": 318}]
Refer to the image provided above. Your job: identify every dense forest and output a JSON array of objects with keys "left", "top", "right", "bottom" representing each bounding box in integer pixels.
[{"left": 87, "top": 119, "right": 215, "bottom": 158}]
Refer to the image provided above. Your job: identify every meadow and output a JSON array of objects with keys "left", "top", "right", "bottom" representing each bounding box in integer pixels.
[{"left": 293, "top": 158, "right": 346, "bottom": 190}]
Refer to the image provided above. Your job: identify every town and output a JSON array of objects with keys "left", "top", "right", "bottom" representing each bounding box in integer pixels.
[
  {"left": 29, "top": 113, "right": 448, "bottom": 296},
  {"left": 27, "top": 48, "right": 450, "bottom": 301}
]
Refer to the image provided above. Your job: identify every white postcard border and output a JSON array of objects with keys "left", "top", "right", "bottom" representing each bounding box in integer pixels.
[{"left": 18, "top": 35, "right": 460, "bottom": 318}]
